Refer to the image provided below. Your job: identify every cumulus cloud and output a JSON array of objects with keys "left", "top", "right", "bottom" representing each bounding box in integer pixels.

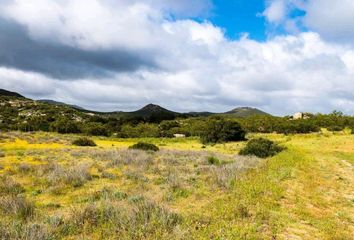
[
  {"left": 0, "top": 0, "right": 353, "bottom": 115},
  {"left": 263, "top": 0, "right": 354, "bottom": 43},
  {"left": 303, "top": 0, "right": 354, "bottom": 43},
  {"left": 263, "top": 0, "right": 287, "bottom": 23}
]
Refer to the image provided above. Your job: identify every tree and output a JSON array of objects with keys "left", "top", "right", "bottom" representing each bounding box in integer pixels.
[
  {"left": 84, "top": 122, "right": 109, "bottom": 136},
  {"left": 200, "top": 117, "right": 246, "bottom": 144},
  {"left": 49, "top": 117, "right": 81, "bottom": 134}
]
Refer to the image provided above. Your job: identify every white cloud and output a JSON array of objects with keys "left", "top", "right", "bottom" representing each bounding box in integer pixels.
[
  {"left": 263, "top": 0, "right": 287, "bottom": 23},
  {"left": 263, "top": 0, "right": 354, "bottom": 43},
  {"left": 303, "top": 0, "right": 354, "bottom": 43},
  {"left": 0, "top": 0, "right": 354, "bottom": 115}
]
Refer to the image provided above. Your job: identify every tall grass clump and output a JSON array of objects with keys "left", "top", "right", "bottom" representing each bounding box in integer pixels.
[
  {"left": 211, "top": 156, "right": 261, "bottom": 188},
  {"left": 0, "top": 176, "right": 25, "bottom": 195},
  {"left": 0, "top": 196, "right": 35, "bottom": 220},
  {"left": 131, "top": 201, "right": 181, "bottom": 237},
  {"left": 239, "top": 138, "right": 284, "bottom": 158},
  {"left": 65, "top": 200, "right": 182, "bottom": 238},
  {"left": 47, "top": 163, "right": 92, "bottom": 188},
  {"left": 0, "top": 221, "right": 50, "bottom": 240}
]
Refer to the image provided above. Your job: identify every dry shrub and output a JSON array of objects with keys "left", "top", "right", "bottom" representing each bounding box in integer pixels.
[
  {"left": 46, "top": 163, "right": 92, "bottom": 188},
  {"left": 0, "top": 221, "right": 49, "bottom": 240},
  {"left": 69, "top": 202, "right": 127, "bottom": 228},
  {"left": 67, "top": 200, "right": 181, "bottom": 238},
  {"left": 0, "top": 196, "right": 35, "bottom": 220},
  {"left": 17, "top": 163, "right": 33, "bottom": 174},
  {"left": 0, "top": 176, "right": 25, "bottom": 195},
  {"left": 210, "top": 156, "right": 261, "bottom": 189}
]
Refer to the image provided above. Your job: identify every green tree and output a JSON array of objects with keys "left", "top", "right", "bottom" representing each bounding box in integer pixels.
[{"left": 200, "top": 117, "right": 246, "bottom": 144}]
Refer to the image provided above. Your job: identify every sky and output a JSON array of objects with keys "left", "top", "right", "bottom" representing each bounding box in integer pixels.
[{"left": 0, "top": 0, "right": 354, "bottom": 115}]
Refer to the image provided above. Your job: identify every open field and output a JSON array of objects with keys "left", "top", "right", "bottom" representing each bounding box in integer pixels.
[{"left": 0, "top": 131, "right": 353, "bottom": 239}]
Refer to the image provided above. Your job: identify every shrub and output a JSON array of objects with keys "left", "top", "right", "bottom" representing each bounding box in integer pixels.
[
  {"left": 0, "top": 149, "right": 5, "bottom": 158},
  {"left": 129, "top": 142, "right": 159, "bottom": 152},
  {"left": 207, "top": 156, "right": 221, "bottom": 165},
  {"left": 84, "top": 122, "right": 109, "bottom": 136},
  {"left": 210, "top": 156, "right": 261, "bottom": 188},
  {"left": 131, "top": 201, "right": 181, "bottom": 234},
  {"left": 200, "top": 117, "right": 246, "bottom": 144},
  {"left": 0, "top": 221, "right": 50, "bottom": 240},
  {"left": 0, "top": 196, "right": 35, "bottom": 219},
  {"left": 47, "top": 163, "right": 92, "bottom": 188},
  {"left": 18, "top": 163, "right": 33, "bottom": 174},
  {"left": 0, "top": 177, "right": 25, "bottom": 195},
  {"left": 50, "top": 117, "right": 81, "bottom": 134},
  {"left": 239, "top": 138, "right": 284, "bottom": 158},
  {"left": 72, "top": 137, "right": 96, "bottom": 147}
]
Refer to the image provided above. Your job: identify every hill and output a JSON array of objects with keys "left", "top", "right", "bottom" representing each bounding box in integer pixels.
[
  {"left": 38, "top": 99, "right": 85, "bottom": 110},
  {"left": 0, "top": 88, "right": 270, "bottom": 123},
  {"left": 224, "top": 107, "right": 269, "bottom": 118},
  {"left": 112, "top": 104, "right": 180, "bottom": 122},
  {"left": 0, "top": 89, "right": 24, "bottom": 98}
]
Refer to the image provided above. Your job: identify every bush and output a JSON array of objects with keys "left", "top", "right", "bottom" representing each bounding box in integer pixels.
[
  {"left": 0, "top": 177, "right": 25, "bottom": 195},
  {"left": 207, "top": 156, "right": 221, "bottom": 165},
  {"left": 239, "top": 138, "right": 284, "bottom": 158},
  {"left": 47, "top": 163, "right": 92, "bottom": 188},
  {"left": 200, "top": 117, "right": 246, "bottom": 144},
  {"left": 0, "top": 196, "right": 35, "bottom": 220},
  {"left": 0, "top": 150, "right": 4, "bottom": 158},
  {"left": 84, "top": 122, "right": 109, "bottom": 136},
  {"left": 129, "top": 142, "right": 159, "bottom": 152},
  {"left": 50, "top": 117, "right": 81, "bottom": 134},
  {"left": 72, "top": 138, "right": 96, "bottom": 147}
]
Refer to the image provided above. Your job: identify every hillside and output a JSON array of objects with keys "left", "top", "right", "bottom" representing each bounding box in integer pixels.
[
  {"left": 0, "top": 88, "right": 272, "bottom": 130},
  {"left": 38, "top": 99, "right": 85, "bottom": 110},
  {"left": 111, "top": 104, "right": 180, "bottom": 122},
  {"left": 224, "top": 107, "right": 269, "bottom": 117},
  {"left": 0, "top": 89, "right": 25, "bottom": 98}
]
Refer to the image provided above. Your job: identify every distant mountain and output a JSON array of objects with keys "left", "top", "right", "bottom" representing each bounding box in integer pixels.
[
  {"left": 0, "top": 89, "right": 24, "bottom": 98},
  {"left": 224, "top": 107, "right": 269, "bottom": 118},
  {"left": 116, "top": 104, "right": 180, "bottom": 122},
  {"left": 38, "top": 99, "right": 85, "bottom": 110},
  {"left": 0, "top": 88, "right": 270, "bottom": 120}
]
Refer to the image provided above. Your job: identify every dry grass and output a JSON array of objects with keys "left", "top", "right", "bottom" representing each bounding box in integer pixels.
[
  {"left": 1, "top": 131, "right": 352, "bottom": 239},
  {"left": 0, "top": 196, "right": 35, "bottom": 220},
  {"left": 46, "top": 163, "right": 92, "bottom": 188},
  {"left": 0, "top": 176, "right": 25, "bottom": 195}
]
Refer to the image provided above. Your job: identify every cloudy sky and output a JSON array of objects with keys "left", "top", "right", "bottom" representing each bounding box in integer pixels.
[{"left": 0, "top": 0, "right": 354, "bottom": 115}]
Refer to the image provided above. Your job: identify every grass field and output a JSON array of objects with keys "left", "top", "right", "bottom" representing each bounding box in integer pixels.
[{"left": 0, "top": 131, "right": 353, "bottom": 239}]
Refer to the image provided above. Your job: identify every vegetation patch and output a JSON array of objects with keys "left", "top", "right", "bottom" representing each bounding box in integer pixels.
[
  {"left": 0, "top": 177, "right": 25, "bottom": 195},
  {"left": 239, "top": 138, "right": 284, "bottom": 158},
  {"left": 129, "top": 142, "right": 159, "bottom": 152},
  {"left": 207, "top": 156, "right": 221, "bottom": 165},
  {"left": 0, "top": 196, "right": 35, "bottom": 220},
  {"left": 200, "top": 117, "right": 246, "bottom": 144},
  {"left": 72, "top": 137, "right": 97, "bottom": 147},
  {"left": 0, "top": 131, "right": 352, "bottom": 239}
]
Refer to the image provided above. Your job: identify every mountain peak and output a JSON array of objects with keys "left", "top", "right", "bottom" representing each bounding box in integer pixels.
[
  {"left": 140, "top": 104, "right": 168, "bottom": 112},
  {"left": 225, "top": 107, "right": 269, "bottom": 117}
]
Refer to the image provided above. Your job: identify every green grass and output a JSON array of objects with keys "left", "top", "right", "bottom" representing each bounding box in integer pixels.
[{"left": 0, "top": 131, "right": 353, "bottom": 239}]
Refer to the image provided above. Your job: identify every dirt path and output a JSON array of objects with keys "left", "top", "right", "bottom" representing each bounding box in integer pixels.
[{"left": 278, "top": 137, "right": 354, "bottom": 239}]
